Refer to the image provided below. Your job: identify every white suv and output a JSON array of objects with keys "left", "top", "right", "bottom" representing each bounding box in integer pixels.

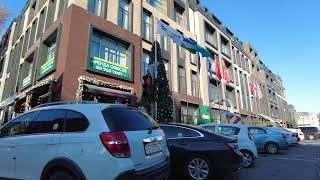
[
  {"left": 0, "top": 102, "right": 170, "bottom": 180},
  {"left": 198, "top": 123, "right": 258, "bottom": 168}
]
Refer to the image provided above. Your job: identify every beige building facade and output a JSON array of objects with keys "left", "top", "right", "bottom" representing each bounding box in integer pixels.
[{"left": 0, "top": 0, "right": 291, "bottom": 126}]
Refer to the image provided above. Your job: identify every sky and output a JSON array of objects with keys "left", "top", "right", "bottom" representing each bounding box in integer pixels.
[{"left": 1, "top": 0, "right": 319, "bottom": 113}]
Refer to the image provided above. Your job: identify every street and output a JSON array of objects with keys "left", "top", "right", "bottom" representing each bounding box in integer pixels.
[{"left": 235, "top": 141, "right": 320, "bottom": 180}]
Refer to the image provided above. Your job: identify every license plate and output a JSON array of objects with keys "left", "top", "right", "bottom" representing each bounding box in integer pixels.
[{"left": 144, "top": 142, "right": 162, "bottom": 156}]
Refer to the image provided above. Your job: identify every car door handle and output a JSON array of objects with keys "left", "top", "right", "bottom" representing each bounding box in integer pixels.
[
  {"left": 179, "top": 142, "right": 187, "bottom": 146},
  {"left": 47, "top": 140, "right": 57, "bottom": 145}
]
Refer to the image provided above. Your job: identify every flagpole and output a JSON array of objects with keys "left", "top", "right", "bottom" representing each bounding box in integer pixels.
[
  {"left": 154, "top": 18, "right": 158, "bottom": 121},
  {"left": 196, "top": 52, "right": 201, "bottom": 125}
]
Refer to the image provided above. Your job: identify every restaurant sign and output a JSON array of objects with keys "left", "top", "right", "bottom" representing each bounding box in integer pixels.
[{"left": 89, "top": 56, "right": 129, "bottom": 78}]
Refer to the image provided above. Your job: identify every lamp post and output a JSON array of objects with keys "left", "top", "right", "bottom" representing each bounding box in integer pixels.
[{"left": 209, "top": 98, "right": 233, "bottom": 124}]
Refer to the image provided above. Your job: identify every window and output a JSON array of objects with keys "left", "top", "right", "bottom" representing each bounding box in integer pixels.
[
  {"left": 209, "top": 80, "right": 221, "bottom": 102},
  {"left": 205, "top": 23, "right": 217, "bottom": 47},
  {"left": 0, "top": 58, "right": 4, "bottom": 77},
  {"left": 174, "top": 5, "right": 183, "bottom": 25},
  {"left": 58, "top": 0, "right": 69, "bottom": 18},
  {"left": 218, "top": 126, "right": 240, "bottom": 135},
  {"left": 118, "top": 0, "right": 130, "bottom": 31},
  {"left": 142, "top": 51, "right": 150, "bottom": 78},
  {"left": 226, "top": 85, "right": 235, "bottom": 107},
  {"left": 21, "top": 59, "right": 33, "bottom": 89},
  {"left": 142, "top": 10, "right": 152, "bottom": 41},
  {"left": 160, "top": 125, "right": 201, "bottom": 138},
  {"left": 191, "top": 71, "right": 198, "bottom": 97},
  {"left": 150, "top": 0, "right": 162, "bottom": 11},
  {"left": 202, "top": 125, "right": 215, "bottom": 133},
  {"left": 190, "top": 53, "right": 196, "bottom": 64},
  {"left": 0, "top": 112, "right": 37, "bottom": 137},
  {"left": 88, "top": 0, "right": 104, "bottom": 17},
  {"left": 65, "top": 111, "right": 89, "bottom": 132},
  {"left": 181, "top": 104, "right": 198, "bottom": 124},
  {"left": 221, "top": 36, "right": 230, "bottom": 56},
  {"left": 39, "top": 40, "right": 56, "bottom": 77},
  {"left": 249, "top": 127, "right": 266, "bottom": 134},
  {"left": 161, "top": 35, "right": 169, "bottom": 51},
  {"left": 102, "top": 107, "right": 159, "bottom": 131},
  {"left": 178, "top": 67, "right": 186, "bottom": 94},
  {"left": 89, "top": 31, "right": 131, "bottom": 79},
  {"left": 27, "top": 110, "right": 65, "bottom": 134},
  {"left": 177, "top": 45, "right": 185, "bottom": 59}
]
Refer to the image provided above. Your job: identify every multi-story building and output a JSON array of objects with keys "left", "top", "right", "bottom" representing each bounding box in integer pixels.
[
  {"left": 0, "top": 0, "right": 291, "bottom": 127},
  {"left": 287, "top": 104, "right": 298, "bottom": 128},
  {"left": 297, "top": 112, "right": 320, "bottom": 128}
]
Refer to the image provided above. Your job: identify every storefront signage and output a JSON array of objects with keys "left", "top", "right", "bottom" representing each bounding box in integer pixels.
[
  {"left": 40, "top": 57, "right": 55, "bottom": 76},
  {"left": 90, "top": 56, "right": 129, "bottom": 78},
  {"left": 199, "top": 105, "right": 211, "bottom": 124},
  {"left": 22, "top": 75, "right": 31, "bottom": 87}
]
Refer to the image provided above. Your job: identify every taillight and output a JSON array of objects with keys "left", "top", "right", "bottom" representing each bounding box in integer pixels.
[
  {"left": 248, "top": 132, "right": 254, "bottom": 141},
  {"left": 100, "top": 132, "right": 130, "bottom": 158},
  {"left": 227, "top": 143, "right": 239, "bottom": 150}
]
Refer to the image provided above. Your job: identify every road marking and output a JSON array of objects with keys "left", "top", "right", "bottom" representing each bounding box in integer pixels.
[{"left": 258, "top": 156, "right": 318, "bottom": 163}]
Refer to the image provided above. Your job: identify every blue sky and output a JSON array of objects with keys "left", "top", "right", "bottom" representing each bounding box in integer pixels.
[{"left": 1, "top": 0, "right": 319, "bottom": 113}]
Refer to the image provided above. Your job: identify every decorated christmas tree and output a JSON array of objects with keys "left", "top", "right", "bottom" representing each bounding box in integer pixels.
[
  {"left": 155, "top": 61, "right": 173, "bottom": 122},
  {"left": 141, "top": 41, "right": 173, "bottom": 122}
]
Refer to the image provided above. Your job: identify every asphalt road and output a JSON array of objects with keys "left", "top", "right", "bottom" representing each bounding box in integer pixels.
[{"left": 235, "top": 141, "right": 320, "bottom": 180}]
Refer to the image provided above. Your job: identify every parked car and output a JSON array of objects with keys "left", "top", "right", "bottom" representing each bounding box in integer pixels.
[
  {"left": 268, "top": 127, "right": 298, "bottom": 145},
  {"left": 0, "top": 102, "right": 170, "bottom": 180},
  {"left": 285, "top": 128, "right": 304, "bottom": 141},
  {"left": 159, "top": 123, "right": 243, "bottom": 180},
  {"left": 299, "top": 126, "right": 320, "bottom": 140},
  {"left": 247, "top": 126, "right": 289, "bottom": 154},
  {"left": 198, "top": 123, "right": 258, "bottom": 168}
]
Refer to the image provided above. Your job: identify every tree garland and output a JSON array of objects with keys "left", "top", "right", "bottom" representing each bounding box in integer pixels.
[{"left": 76, "top": 76, "right": 135, "bottom": 101}]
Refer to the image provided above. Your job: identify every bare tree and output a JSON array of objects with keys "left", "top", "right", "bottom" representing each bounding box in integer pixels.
[{"left": 0, "top": 6, "right": 10, "bottom": 29}]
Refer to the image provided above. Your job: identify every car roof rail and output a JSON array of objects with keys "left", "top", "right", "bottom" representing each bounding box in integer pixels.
[{"left": 34, "top": 101, "right": 99, "bottom": 109}]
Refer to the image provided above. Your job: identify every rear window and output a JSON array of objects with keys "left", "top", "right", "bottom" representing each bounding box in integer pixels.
[
  {"left": 218, "top": 126, "right": 240, "bottom": 135},
  {"left": 300, "top": 127, "right": 318, "bottom": 133},
  {"left": 102, "top": 107, "right": 159, "bottom": 131}
]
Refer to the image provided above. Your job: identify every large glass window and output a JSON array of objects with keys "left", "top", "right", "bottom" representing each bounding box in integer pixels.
[
  {"left": 142, "top": 51, "right": 150, "bottom": 77},
  {"left": 88, "top": 0, "right": 104, "bottom": 17},
  {"left": 174, "top": 5, "right": 183, "bottom": 25},
  {"left": 205, "top": 24, "right": 217, "bottom": 47},
  {"left": 181, "top": 104, "right": 198, "bottom": 125},
  {"left": 39, "top": 40, "right": 56, "bottom": 77},
  {"left": 191, "top": 71, "right": 198, "bottom": 97},
  {"left": 209, "top": 80, "right": 221, "bottom": 102},
  {"left": 118, "top": 0, "right": 130, "bottom": 31},
  {"left": 142, "top": 10, "right": 152, "bottom": 41},
  {"left": 221, "top": 36, "right": 230, "bottom": 56},
  {"left": 89, "top": 31, "right": 131, "bottom": 79},
  {"left": 161, "top": 35, "right": 169, "bottom": 51},
  {"left": 150, "top": 0, "right": 162, "bottom": 11},
  {"left": 178, "top": 67, "right": 186, "bottom": 94},
  {"left": 177, "top": 45, "right": 185, "bottom": 59}
]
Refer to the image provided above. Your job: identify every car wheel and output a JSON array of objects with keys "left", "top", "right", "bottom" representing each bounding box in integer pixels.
[
  {"left": 48, "top": 171, "right": 75, "bottom": 180},
  {"left": 309, "top": 134, "right": 315, "bottom": 140},
  {"left": 240, "top": 150, "right": 255, "bottom": 168},
  {"left": 185, "top": 156, "right": 213, "bottom": 180},
  {"left": 265, "top": 142, "right": 279, "bottom": 155}
]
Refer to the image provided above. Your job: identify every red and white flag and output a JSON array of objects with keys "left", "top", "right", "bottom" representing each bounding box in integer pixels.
[
  {"left": 256, "top": 81, "right": 263, "bottom": 99},
  {"left": 215, "top": 55, "right": 222, "bottom": 80},
  {"left": 222, "top": 60, "right": 230, "bottom": 84}
]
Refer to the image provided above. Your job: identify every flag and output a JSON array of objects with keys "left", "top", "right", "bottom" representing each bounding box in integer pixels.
[
  {"left": 157, "top": 19, "right": 212, "bottom": 58},
  {"left": 222, "top": 60, "right": 230, "bottom": 83},
  {"left": 256, "top": 81, "right": 263, "bottom": 99},
  {"left": 215, "top": 55, "right": 222, "bottom": 80}
]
